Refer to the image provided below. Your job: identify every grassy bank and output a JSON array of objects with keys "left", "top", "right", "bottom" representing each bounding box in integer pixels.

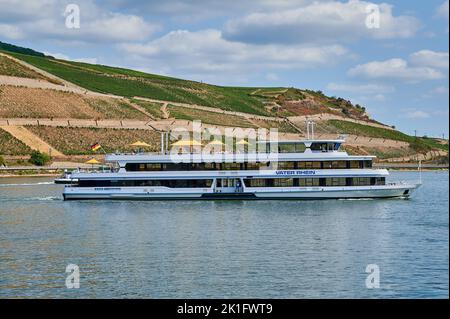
[
  {"left": 4, "top": 51, "right": 274, "bottom": 116},
  {"left": 328, "top": 120, "right": 448, "bottom": 153}
]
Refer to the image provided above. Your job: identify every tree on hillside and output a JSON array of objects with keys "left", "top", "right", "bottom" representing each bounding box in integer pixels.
[{"left": 29, "top": 151, "right": 51, "bottom": 166}]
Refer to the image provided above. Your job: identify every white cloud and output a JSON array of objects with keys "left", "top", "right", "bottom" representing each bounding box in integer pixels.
[
  {"left": 405, "top": 110, "right": 430, "bottom": 119},
  {"left": 421, "top": 86, "right": 449, "bottom": 98},
  {"left": 0, "top": 23, "right": 23, "bottom": 39},
  {"left": 0, "top": 0, "right": 54, "bottom": 22},
  {"left": 223, "top": 0, "right": 421, "bottom": 44},
  {"left": 436, "top": 0, "right": 449, "bottom": 19},
  {"left": 373, "top": 94, "right": 386, "bottom": 102},
  {"left": 327, "top": 82, "right": 395, "bottom": 94},
  {"left": 409, "top": 50, "right": 449, "bottom": 70},
  {"left": 348, "top": 58, "right": 445, "bottom": 82},
  {"left": 432, "top": 86, "right": 449, "bottom": 94},
  {"left": 119, "top": 29, "right": 349, "bottom": 82},
  {"left": 0, "top": 0, "right": 159, "bottom": 43},
  {"left": 265, "top": 73, "right": 279, "bottom": 81}
]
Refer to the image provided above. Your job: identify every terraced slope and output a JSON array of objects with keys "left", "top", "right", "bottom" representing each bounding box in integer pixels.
[
  {"left": 4, "top": 50, "right": 370, "bottom": 119},
  {"left": 26, "top": 126, "right": 161, "bottom": 155},
  {"left": 0, "top": 86, "right": 147, "bottom": 120}
]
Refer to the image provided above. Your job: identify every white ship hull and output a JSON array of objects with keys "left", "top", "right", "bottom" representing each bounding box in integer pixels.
[{"left": 63, "top": 183, "right": 420, "bottom": 200}]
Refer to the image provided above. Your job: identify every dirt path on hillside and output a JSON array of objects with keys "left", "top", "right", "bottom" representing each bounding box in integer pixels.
[
  {"left": 134, "top": 97, "right": 283, "bottom": 122},
  {"left": 0, "top": 75, "right": 87, "bottom": 93},
  {"left": 0, "top": 52, "right": 76, "bottom": 88},
  {"left": 1, "top": 125, "right": 64, "bottom": 156},
  {"left": 289, "top": 114, "right": 394, "bottom": 130},
  {"left": 0, "top": 76, "right": 126, "bottom": 100},
  {"left": 161, "top": 103, "right": 170, "bottom": 119},
  {"left": 127, "top": 100, "right": 156, "bottom": 120}
]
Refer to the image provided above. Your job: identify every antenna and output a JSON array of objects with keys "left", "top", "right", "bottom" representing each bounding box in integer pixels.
[{"left": 418, "top": 159, "right": 422, "bottom": 184}]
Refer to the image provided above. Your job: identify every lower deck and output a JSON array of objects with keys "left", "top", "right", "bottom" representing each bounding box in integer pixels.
[{"left": 63, "top": 182, "right": 420, "bottom": 200}]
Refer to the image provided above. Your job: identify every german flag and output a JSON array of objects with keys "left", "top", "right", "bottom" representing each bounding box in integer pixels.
[{"left": 90, "top": 143, "right": 101, "bottom": 151}]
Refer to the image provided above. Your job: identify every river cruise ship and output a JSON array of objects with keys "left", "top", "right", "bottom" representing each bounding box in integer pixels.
[{"left": 62, "top": 138, "right": 421, "bottom": 200}]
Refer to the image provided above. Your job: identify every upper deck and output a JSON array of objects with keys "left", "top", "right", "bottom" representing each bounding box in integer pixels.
[{"left": 105, "top": 139, "right": 375, "bottom": 164}]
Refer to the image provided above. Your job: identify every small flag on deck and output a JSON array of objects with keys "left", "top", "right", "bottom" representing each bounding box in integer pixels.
[{"left": 90, "top": 143, "right": 101, "bottom": 151}]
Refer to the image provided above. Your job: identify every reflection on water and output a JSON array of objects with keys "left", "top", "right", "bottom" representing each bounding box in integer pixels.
[{"left": 0, "top": 172, "right": 448, "bottom": 298}]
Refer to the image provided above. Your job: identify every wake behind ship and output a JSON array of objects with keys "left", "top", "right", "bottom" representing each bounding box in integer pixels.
[{"left": 62, "top": 137, "right": 421, "bottom": 200}]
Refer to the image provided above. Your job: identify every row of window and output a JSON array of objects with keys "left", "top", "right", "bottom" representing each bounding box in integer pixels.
[
  {"left": 78, "top": 179, "right": 213, "bottom": 188},
  {"left": 244, "top": 177, "right": 385, "bottom": 187},
  {"left": 274, "top": 142, "right": 340, "bottom": 153},
  {"left": 125, "top": 160, "right": 373, "bottom": 172},
  {"left": 77, "top": 177, "right": 385, "bottom": 188}
]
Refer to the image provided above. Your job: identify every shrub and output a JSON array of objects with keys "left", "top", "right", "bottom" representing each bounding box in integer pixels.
[
  {"left": 409, "top": 138, "right": 431, "bottom": 153},
  {"left": 0, "top": 155, "right": 5, "bottom": 166},
  {"left": 29, "top": 151, "right": 51, "bottom": 166}
]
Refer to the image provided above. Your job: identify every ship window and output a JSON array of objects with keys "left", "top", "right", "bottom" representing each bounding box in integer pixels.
[
  {"left": 299, "top": 178, "right": 320, "bottom": 187},
  {"left": 295, "top": 143, "right": 306, "bottom": 153},
  {"left": 277, "top": 162, "right": 295, "bottom": 169},
  {"left": 312, "top": 162, "right": 321, "bottom": 169},
  {"left": 244, "top": 178, "right": 295, "bottom": 187},
  {"left": 246, "top": 162, "right": 259, "bottom": 170},
  {"left": 325, "top": 177, "right": 346, "bottom": 186},
  {"left": 273, "top": 178, "right": 294, "bottom": 187},
  {"left": 333, "top": 161, "right": 347, "bottom": 169},
  {"left": 322, "top": 161, "right": 347, "bottom": 169},
  {"left": 349, "top": 161, "right": 360, "bottom": 169},
  {"left": 243, "top": 179, "right": 265, "bottom": 187},
  {"left": 323, "top": 161, "right": 332, "bottom": 169},
  {"left": 279, "top": 144, "right": 296, "bottom": 153},
  {"left": 352, "top": 177, "right": 371, "bottom": 186},
  {"left": 298, "top": 161, "right": 313, "bottom": 169},
  {"left": 277, "top": 143, "right": 306, "bottom": 153},
  {"left": 310, "top": 143, "right": 328, "bottom": 152}
]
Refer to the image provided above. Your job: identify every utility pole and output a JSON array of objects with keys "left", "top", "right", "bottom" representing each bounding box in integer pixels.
[
  {"left": 414, "top": 130, "right": 417, "bottom": 138},
  {"left": 305, "top": 120, "right": 315, "bottom": 140}
]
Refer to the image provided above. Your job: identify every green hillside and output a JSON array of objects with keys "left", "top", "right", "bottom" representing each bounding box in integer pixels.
[
  {"left": 2, "top": 50, "right": 276, "bottom": 116},
  {"left": 2, "top": 48, "right": 367, "bottom": 119}
]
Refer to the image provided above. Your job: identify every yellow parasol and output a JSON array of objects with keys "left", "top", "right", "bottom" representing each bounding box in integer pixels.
[
  {"left": 130, "top": 141, "right": 151, "bottom": 147},
  {"left": 85, "top": 158, "right": 101, "bottom": 169},
  {"left": 85, "top": 158, "right": 101, "bottom": 164},
  {"left": 171, "top": 140, "right": 202, "bottom": 146},
  {"left": 236, "top": 139, "right": 249, "bottom": 145}
]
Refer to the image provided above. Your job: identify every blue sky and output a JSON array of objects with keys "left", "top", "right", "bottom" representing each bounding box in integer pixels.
[{"left": 0, "top": 0, "right": 448, "bottom": 137}]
